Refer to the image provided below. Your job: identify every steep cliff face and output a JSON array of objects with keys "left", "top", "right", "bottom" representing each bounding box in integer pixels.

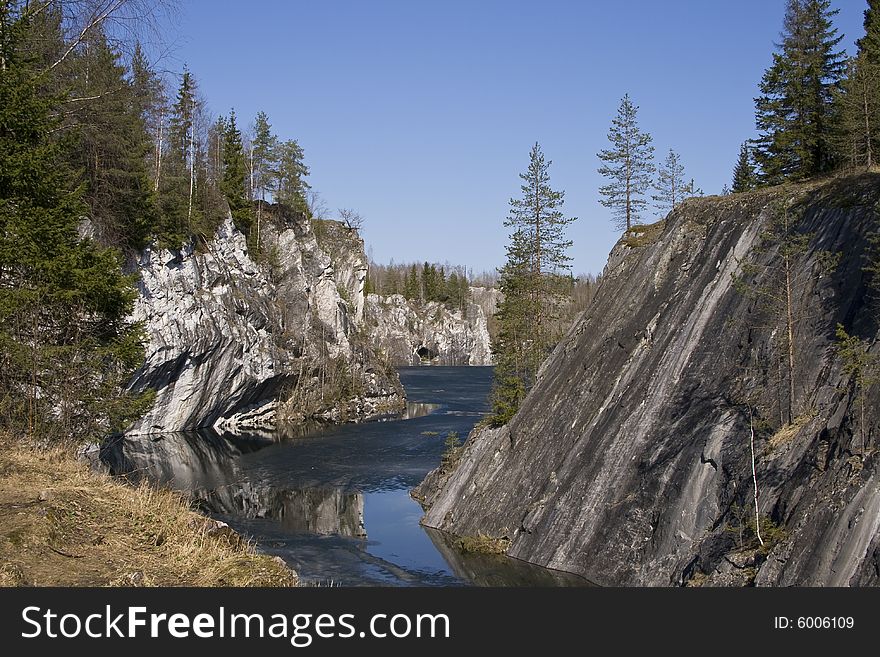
[
  {"left": 417, "top": 174, "right": 880, "bottom": 586},
  {"left": 364, "top": 291, "right": 493, "bottom": 366},
  {"left": 127, "top": 209, "right": 403, "bottom": 435}
]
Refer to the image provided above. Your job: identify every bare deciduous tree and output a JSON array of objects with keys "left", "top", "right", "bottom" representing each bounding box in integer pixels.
[{"left": 338, "top": 208, "right": 364, "bottom": 231}]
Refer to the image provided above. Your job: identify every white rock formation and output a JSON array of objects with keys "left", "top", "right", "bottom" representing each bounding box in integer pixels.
[
  {"left": 126, "top": 210, "right": 402, "bottom": 435},
  {"left": 364, "top": 290, "right": 493, "bottom": 366}
]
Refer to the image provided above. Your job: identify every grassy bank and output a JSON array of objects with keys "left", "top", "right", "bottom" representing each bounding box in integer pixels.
[{"left": 0, "top": 435, "right": 296, "bottom": 587}]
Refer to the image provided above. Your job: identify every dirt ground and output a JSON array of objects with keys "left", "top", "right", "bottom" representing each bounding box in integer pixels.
[{"left": 0, "top": 435, "right": 296, "bottom": 587}]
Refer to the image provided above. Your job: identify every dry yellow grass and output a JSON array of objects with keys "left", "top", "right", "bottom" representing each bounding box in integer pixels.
[
  {"left": 456, "top": 533, "right": 511, "bottom": 555},
  {"left": 0, "top": 434, "right": 297, "bottom": 587},
  {"left": 767, "top": 413, "right": 813, "bottom": 451}
]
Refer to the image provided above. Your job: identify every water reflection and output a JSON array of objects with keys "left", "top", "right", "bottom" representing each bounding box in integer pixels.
[
  {"left": 402, "top": 402, "right": 441, "bottom": 419},
  {"left": 103, "top": 367, "right": 582, "bottom": 586},
  {"left": 195, "top": 484, "right": 366, "bottom": 538},
  {"left": 424, "top": 528, "right": 591, "bottom": 587}
]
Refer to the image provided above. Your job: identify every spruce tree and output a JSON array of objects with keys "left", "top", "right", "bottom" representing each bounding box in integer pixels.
[
  {"left": 835, "top": 2, "right": 880, "bottom": 170},
  {"left": 490, "top": 143, "right": 576, "bottom": 425},
  {"left": 220, "top": 109, "right": 251, "bottom": 233},
  {"left": 275, "top": 139, "right": 310, "bottom": 213},
  {"left": 753, "top": 0, "right": 846, "bottom": 183},
  {"left": 490, "top": 229, "right": 533, "bottom": 426},
  {"left": 156, "top": 68, "right": 198, "bottom": 246},
  {"left": 653, "top": 149, "right": 687, "bottom": 215},
  {"left": 834, "top": 55, "right": 880, "bottom": 169},
  {"left": 598, "top": 94, "right": 655, "bottom": 231},
  {"left": 732, "top": 142, "right": 757, "bottom": 192},
  {"left": 67, "top": 29, "right": 156, "bottom": 250},
  {"left": 130, "top": 43, "right": 166, "bottom": 194},
  {"left": 857, "top": 0, "right": 880, "bottom": 64},
  {"left": 404, "top": 264, "right": 420, "bottom": 300},
  {"left": 0, "top": 9, "right": 147, "bottom": 441}
]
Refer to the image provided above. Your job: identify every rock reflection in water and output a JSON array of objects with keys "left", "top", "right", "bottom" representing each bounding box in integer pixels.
[
  {"left": 402, "top": 402, "right": 441, "bottom": 419},
  {"left": 423, "top": 527, "right": 592, "bottom": 587},
  {"left": 102, "top": 430, "right": 366, "bottom": 539},
  {"left": 97, "top": 367, "right": 580, "bottom": 585},
  {"left": 101, "top": 430, "right": 249, "bottom": 488},
  {"left": 195, "top": 484, "right": 366, "bottom": 538}
]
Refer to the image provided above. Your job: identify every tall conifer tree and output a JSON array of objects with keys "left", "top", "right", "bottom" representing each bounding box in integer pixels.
[
  {"left": 857, "top": 0, "right": 880, "bottom": 64},
  {"left": 220, "top": 109, "right": 250, "bottom": 232},
  {"left": 0, "top": 8, "right": 146, "bottom": 440},
  {"left": 490, "top": 143, "right": 576, "bottom": 425},
  {"left": 653, "top": 149, "right": 687, "bottom": 214},
  {"left": 275, "top": 139, "right": 310, "bottom": 213},
  {"left": 598, "top": 94, "right": 655, "bottom": 231},
  {"left": 732, "top": 142, "right": 757, "bottom": 192},
  {"left": 156, "top": 67, "right": 199, "bottom": 246},
  {"left": 753, "top": 0, "right": 846, "bottom": 183},
  {"left": 68, "top": 29, "right": 156, "bottom": 249}
]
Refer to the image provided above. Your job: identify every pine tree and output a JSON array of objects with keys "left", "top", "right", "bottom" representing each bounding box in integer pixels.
[
  {"left": 733, "top": 199, "right": 826, "bottom": 426},
  {"left": 251, "top": 111, "right": 277, "bottom": 253},
  {"left": 653, "top": 149, "right": 687, "bottom": 215},
  {"left": 732, "top": 142, "right": 757, "bottom": 192},
  {"left": 753, "top": 0, "right": 846, "bottom": 183},
  {"left": 220, "top": 109, "right": 251, "bottom": 233},
  {"left": 0, "top": 9, "right": 147, "bottom": 441},
  {"left": 490, "top": 143, "right": 576, "bottom": 425},
  {"left": 598, "top": 94, "right": 655, "bottom": 231},
  {"left": 252, "top": 111, "right": 278, "bottom": 203}
]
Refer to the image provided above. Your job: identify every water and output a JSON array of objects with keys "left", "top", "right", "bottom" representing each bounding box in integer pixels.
[{"left": 105, "top": 366, "right": 587, "bottom": 586}]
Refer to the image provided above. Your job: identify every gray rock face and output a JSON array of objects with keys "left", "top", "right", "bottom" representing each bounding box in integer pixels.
[
  {"left": 127, "top": 209, "right": 403, "bottom": 435},
  {"left": 364, "top": 291, "right": 493, "bottom": 366},
  {"left": 417, "top": 174, "right": 880, "bottom": 586}
]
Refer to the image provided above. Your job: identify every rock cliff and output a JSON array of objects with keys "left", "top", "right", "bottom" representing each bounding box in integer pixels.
[
  {"left": 364, "top": 291, "right": 493, "bottom": 366},
  {"left": 126, "top": 208, "right": 403, "bottom": 435},
  {"left": 416, "top": 173, "right": 880, "bottom": 586}
]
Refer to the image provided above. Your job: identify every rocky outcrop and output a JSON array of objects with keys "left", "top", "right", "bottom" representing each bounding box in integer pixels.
[
  {"left": 126, "top": 209, "right": 403, "bottom": 435},
  {"left": 364, "top": 291, "right": 493, "bottom": 366},
  {"left": 417, "top": 173, "right": 880, "bottom": 586}
]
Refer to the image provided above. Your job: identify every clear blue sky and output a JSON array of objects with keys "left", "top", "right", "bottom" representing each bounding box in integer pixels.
[{"left": 166, "top": 1, "right": 866, "bottom": 276}]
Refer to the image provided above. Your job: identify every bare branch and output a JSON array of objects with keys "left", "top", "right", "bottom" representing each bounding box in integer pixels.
[{"left": 338, "top": 208, "right": 364, "bottom": 231}]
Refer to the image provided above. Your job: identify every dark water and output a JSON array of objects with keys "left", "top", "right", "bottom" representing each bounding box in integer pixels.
[{"left": 106, "top": 367, "right": 586, "bottom": 586}]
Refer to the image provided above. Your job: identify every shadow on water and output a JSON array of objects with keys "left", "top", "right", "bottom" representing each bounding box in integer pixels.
[
  {"left": 102, "top": 366, "right": 584, "bottom": 586},
  {"left": 423, "top": 528, "right": 591, "bottom": 587}
]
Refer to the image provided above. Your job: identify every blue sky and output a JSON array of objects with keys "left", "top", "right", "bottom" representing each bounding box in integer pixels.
[{"left": 166, "top": 1, "right": 866, "bottom": 276}]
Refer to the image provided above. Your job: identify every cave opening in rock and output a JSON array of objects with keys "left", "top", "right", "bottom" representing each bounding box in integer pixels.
[{"left": 416, "top": 346, "right": 438, "bottom": 362}]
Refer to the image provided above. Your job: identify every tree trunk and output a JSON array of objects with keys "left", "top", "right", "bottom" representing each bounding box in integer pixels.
[
  {"left": 154, "top": 110, "right": 163, "bottom": 192},
  {"left": 784, "top": 250, "right": 795, "bottom": 423},
  {"left": 187, "top": 105, "right": 194, "bottom": 228},
  {"left": 864, "top": 78, "right": 873, "bottom": 169},
  {"left": 749, "top": 407, "right": 764, "bottom": 547}
]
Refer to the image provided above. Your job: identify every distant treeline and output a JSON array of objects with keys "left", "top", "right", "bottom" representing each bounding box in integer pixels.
[
  {"left": 366, "top": 262, "right": 473, "bottom": 312},
  {"left": 366, "top": 259, "right": 600, "bottom": 331}
]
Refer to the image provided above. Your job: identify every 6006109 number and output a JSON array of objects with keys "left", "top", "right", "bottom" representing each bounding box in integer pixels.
[{"left": 774, "top": 617, "right": 854, "bottom": 629}]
